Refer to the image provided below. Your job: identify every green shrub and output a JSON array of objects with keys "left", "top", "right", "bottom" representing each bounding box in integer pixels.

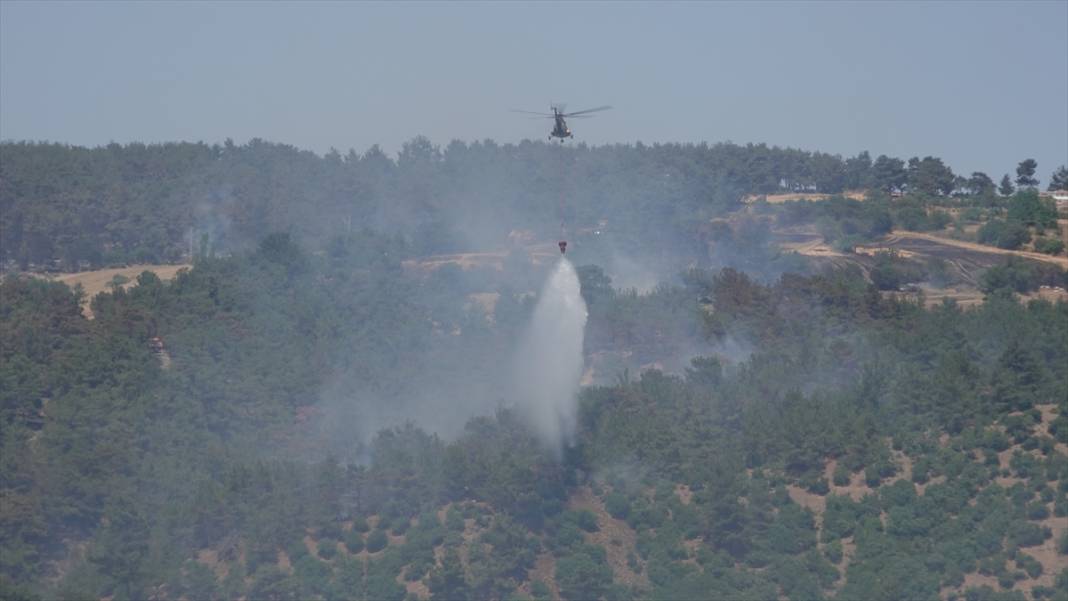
[
  {"left": 376, "top": 515, "right": 392, "bottom": 532},
  {"left": 1002, "top": 415, "right": 1035, "bottom": 444},
  {"left": 319, "top": 521, "right": 343, "bottom": 540},
  {"left": 556, "top": 545, "right": 612, "bottom": 601},
  {"left": 1038, "top": 437, "right": 1055, "bottom": 456},
  {"left": 943, "top": 566, "right": 965, "bottom": 588},
  {"left": 980, "top": 429, "right": 1012, "bottom": 452},
  {"left": 351, "top": 516, "right": 370, "bottom": 533},
  {"left": 1008, "top": 522, "right": 1049, "bottom": 548},
  {"left": 912, "top": 457, "right": 932, "bottom": 484},
  {"left": 605, "top": 492, "right": 631, "bottom": 520},
  {"left": 1034, "top": 237, "right": 1065, "bottom": 255},
  {"left": 880, "top": 479, "right": 918, "bottom": 509},
  {"left": 1016, "top": 553, "right": 1043, "bottom": 578},
  {"left": 1032, "top": 585, "right": 1056, "bottom": 599},
  {"left": 365, "top": 529, "right": 389, "bottom": 553},
  {"left": 365, "top": 569, "right": 405, "bottom": 601},
  {"left": 317, "top": 539, "right": 337, "bottom": 560},
  {"left": 978, "top": 219, "right": 1031, "bottom": 250},
  {"left": 248, "top": 566, "right": 298, "bottom": 601},
  {"left": 980, "top": 258, "right": 1047, "bottom": 294},
  {"left": 246, "top": 543, "right": 278, "bottom": 574},
  {"left": 181, "top": 561, "right": 221, "bottom": 601},
  {"left": 391, "top": 518, "right": 410, "bottom": 536},
  {"left": 864, "top": 466, "right": 882, "bottom": 487},
  {"left": 1027, "top": 501, "right": 1050, "bottom": 520},
  {"left": 344, "top": 530, "right": 364, "bottom": 554},
  {"left": 445, "top": 508, "right": 465, "bottom": 532},
  {"left": 1007, "top": 190, "right": 1057, "bottom": 227},
  {"left": 551, "top": 522, "right": 584, "bottom": 553},
  {"left": 572, "top": 510, "right": 599, "bottom": 533},
  {"left": 405, "top": 558, "right": 431, "bottom": 582},
  {"left": 627, "top": 498, "right": 667, "bottom": 530},
  {"left": 870, "top": 252, "right": 926, "bottom": 290},
  {"left": 293, "top": 555, "right": 331, "bottom": 596},
  {"left": 825, "top": 539, "right": 843, "bottom": 564},
  {"left": 833, "top": 464, "right": 851, "bottom": 486},
  {"left": 805, "top": 476, "right": 830, "bottom": 495},
  {"left": 531, "top": 580, "right": 551, "bottom": 600},
  {"left": 930, "top": 210, "right": 952, "bottom": 230},
  {"left": 287, "top": 538, "right": 309, "bottom": 561}
]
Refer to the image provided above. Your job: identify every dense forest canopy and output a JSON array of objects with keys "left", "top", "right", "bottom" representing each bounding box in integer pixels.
[
  {"left": 6, "top": 138, "right": 1061, "bottom": 272},
  {"left": 1, "top": 138, "right": 1067, "bottom": 601}
]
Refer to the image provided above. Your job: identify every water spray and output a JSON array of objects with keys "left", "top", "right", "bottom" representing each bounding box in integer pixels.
[{"left": 513, "top": 258, "right": 588, "bottom": 455}]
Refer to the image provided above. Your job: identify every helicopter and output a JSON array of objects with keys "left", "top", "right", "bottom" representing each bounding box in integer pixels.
[{"left": 511, "top": 104, "right": 612, "bottom": 141}]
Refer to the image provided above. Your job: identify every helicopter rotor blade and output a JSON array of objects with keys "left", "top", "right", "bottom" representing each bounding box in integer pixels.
[
  {"left": 510, "top": 109, "right": 554, "bottom": 116},
  {"left": 563, "top": 105, "right": 612, "bottom": 117}
]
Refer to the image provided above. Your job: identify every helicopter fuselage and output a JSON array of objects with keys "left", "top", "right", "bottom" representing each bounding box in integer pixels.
[
  {"left": 551, "top": 112, "right": 572, "bottom": 139},
  {"left": 511, "top": 104, "right": 608, "bottom": 141}
]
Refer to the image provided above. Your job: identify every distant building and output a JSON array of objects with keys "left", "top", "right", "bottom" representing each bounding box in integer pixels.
[{"left": 1042, "top": 190, "right": 1068, "bottom": 211}]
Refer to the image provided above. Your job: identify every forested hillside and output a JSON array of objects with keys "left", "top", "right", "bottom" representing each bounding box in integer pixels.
[
  {"left": 7, "top": 139, "right": 1062, "bottom": 272},
  {"left": 1, "top": 140, "right": 1067, "bottom": 601}
]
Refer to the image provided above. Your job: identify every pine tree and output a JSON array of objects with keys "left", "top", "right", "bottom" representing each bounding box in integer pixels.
[
  {"left": 999, "top": 174, "right": 1015, "bottom": 196},
  {"left": 1049, "top": 165, "right": 1068, "bottom": 191},
  {"left": 1015, "top": 158, "right": 1039, "bottom": 188},
  {"left": 88, "top": 502, "right": 150, "bottom": 600},
  {"left": 968, "top": 172, "right": 995, "bottom": 196}
]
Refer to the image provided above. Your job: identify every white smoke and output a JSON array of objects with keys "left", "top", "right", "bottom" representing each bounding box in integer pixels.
[{"left": 513, "top": 258, "right": 588, "bottom": 455}]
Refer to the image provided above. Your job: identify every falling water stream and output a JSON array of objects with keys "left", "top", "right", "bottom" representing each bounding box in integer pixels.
[{"left": 514, "top": 258, "right": 588, "bottom": 455}]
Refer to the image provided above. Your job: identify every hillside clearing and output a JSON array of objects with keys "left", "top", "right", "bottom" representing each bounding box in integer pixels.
[{"left": 37, "top": 264, "right": 190, "bottom": 318}]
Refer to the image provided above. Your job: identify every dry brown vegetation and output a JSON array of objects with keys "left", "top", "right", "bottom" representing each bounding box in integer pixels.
[
  {"left": 527, "top": 553, "right": 560, "bottom": 601},
  {"left": 402, "top": 244, "right": 560, "bottom": 275},
  {"left": 568, "top": 486, "right": 648, "bottom": 589},
  {"left": 38, "top": 264, "right": 190, "bottom": 318},
  {"left": 744, "top": 191, "right": 868, "bottom": 204}
]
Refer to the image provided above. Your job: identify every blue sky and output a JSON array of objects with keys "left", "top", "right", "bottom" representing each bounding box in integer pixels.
[{"left": 2, "top": 1, "right": 1066, "bottom": 181}]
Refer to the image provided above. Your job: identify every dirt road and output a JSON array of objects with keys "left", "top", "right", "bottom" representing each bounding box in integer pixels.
[{"left": 772, "top": 226, "right": 1067, "bottom": 306}]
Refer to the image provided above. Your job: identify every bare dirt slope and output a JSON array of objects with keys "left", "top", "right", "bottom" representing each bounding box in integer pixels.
[
  {"left": 402, "top": 244, "right": 561, "bottom": 274},
  {"left": 745, "top": 191, "right": 867, "bottom": 204},
  {"left": 568, "top": 486, "right": 648, "bottom": 589},
  {"left": 404, "top": 252, "right": 508, "bottom": 273}
]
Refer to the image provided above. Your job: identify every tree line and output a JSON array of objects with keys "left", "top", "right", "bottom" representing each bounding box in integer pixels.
[{"left": 3, "top": 139, "right": 1064, "bottom": 271}]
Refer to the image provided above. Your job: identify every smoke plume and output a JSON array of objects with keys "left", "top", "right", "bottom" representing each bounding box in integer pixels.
[{"left": 513, "top": 258, "right": 588, "bottom": 454}]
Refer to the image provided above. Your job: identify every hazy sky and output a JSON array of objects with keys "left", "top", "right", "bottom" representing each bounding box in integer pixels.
[{"left": 2, "top": 1, "right": 1066, "bottom": 180}]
